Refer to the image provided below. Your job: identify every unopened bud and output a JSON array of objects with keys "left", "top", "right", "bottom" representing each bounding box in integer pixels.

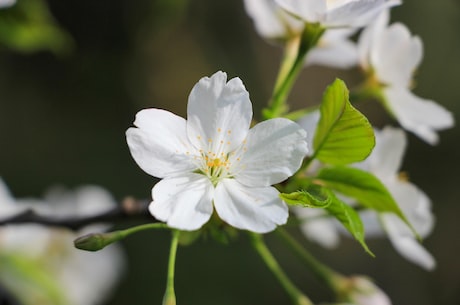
[{"left": 74, "top": 231, "right": 121, "bottom": 251}]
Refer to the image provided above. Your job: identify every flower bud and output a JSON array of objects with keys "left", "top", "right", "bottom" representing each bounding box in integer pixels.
[
  {"left": 338, "top": 275, "right": 391, "bottom": 305},
  {"left": 74, "top": 232, "right": 120, "bottom": 251}
]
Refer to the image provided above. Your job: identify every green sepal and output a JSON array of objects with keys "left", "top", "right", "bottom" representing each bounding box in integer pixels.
[
  {"left": 313, "top": 79, "right": 375, "bottom": 165},
  {"left": 178, "top": 229, "right": 202, "bottom": 246},
  {"left": 280, "top": 184, "right": 332, "bottom": 208},
  {"left": 315, "top": 166, "right": 417, "bottom": 237},
  {"left": 201, "top": 214, "right": 239, "bottom": 245}
]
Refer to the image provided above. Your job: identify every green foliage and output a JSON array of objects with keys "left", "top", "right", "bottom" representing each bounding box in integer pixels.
[
  {"left": 325, "top": 192, "right": 374, "bottom": 256},
  {"left": 0, "top": 253, "right": 67, "bottom": 305},
  {"left": 0, "top": 0, "right": 73, "bottom": 55},
  {"left": 280, "top": 184, "right": 332, "bottom": 208},
  {"left": 316, "top": 166, "right": 415, "bottom": 235},
  {"left": 313, "top": 79, "right": 375, "bottom": 165},
  {"left": 282, "top": 183, "right": 372, "bottom": 256}
]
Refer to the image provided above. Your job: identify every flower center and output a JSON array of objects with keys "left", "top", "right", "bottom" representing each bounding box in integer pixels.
[
  {"left": 192, "top": 128, "right": 246, "bottom": 186},
  {"left": 202, "top": 153, "right": 232, "bottom": 186}
]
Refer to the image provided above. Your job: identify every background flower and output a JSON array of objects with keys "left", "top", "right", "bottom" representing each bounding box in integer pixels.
[
  {"left": 358, "top": 10, "right": 454, "bottom": 145},
  {"left": 294, "top": 113, "right": 435, "bottom": 269},
  {"left": 244, "top": 0, "right": 359, "bottom": 68},
  {"left": 0, "top": 181, "right": 125, "bottom": 305}
]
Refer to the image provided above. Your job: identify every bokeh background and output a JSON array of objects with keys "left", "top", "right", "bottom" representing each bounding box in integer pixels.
[{"left": 0, "top": 0, "right": 459, "bottom": 304}]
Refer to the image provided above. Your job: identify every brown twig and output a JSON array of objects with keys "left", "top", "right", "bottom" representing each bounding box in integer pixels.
[{"left": 0, "top": 197, "right": 157, "bottom": 231}]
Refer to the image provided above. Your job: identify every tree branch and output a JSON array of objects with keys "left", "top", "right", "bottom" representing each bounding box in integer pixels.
[{"left": 0, "top": 197, "right": 157, "bottom": 231}]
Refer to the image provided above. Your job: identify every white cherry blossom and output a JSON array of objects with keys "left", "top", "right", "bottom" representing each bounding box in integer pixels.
[
  {"left": 358, "top": 10, "right": 454, "bottom": 145},
  {"left": 244, "top": 0, "right": 359, "bottom": 69},
  {"left": 126, "top": 71, "right": 308, "bottom": 233}
]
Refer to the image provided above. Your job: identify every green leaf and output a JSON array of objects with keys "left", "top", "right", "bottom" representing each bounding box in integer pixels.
[
  {"left": 0, "top": 0, "right": 74, "bottom": 55},
  {"left": 280, "top": 184, "right": 332, "bottom": 208},
  {"left": 325, "top": 193, "right": 374, "bottom": 256},
  {"left": 316, "top": 166, "right": 416, "bottom": 235},
  {"left": 313, "top": 79, "right": 375, "bottom": 165}
]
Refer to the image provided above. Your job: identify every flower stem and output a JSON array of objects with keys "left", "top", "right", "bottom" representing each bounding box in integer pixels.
[
  {"left": 121, "top": 222, "right": 169, "bottom": 236},
  {"left": 74, "top": 222, "right": 169, "bottom": 251},
  {"left": 275, "top": 228, "right": 345, "bottom": 292},
  {"left": 163, "top": 230, "right": 180, "bottom": 305},
  {"left": 249, "top": 232, "right": 313, "bottom": 305},
  {"left": 263, "top": 23, "right": 325, "bottom": 120}
]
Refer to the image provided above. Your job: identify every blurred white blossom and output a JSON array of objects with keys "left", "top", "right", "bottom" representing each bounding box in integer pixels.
[
  {"left": 0, "top": 0, "right": 15, "bottom": 9},
  {"left": 294, "top": 112, "right": 435, "bottom": 269},
  {"left": 358, "top": 10, "right": 454, "bottom": 144},
  {"left": 339, "top": 276, "right": 392, "bottom": 305},
  {"left": 355, "top": 127, "right": 436, "bottom": 270},
  {"left": 0, "top": 180, "right": 125, "bottom": 305},
  {"left": 126, "top": 71, "right": 308, "bottom": 233}
]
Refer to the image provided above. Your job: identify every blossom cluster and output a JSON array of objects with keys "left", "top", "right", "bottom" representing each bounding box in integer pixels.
[
  {"left": 122, "top": 1, "right": 453, "bottom": 304},
  {"left": 0, "top": 1, "right": 454, "bottom": 305}
]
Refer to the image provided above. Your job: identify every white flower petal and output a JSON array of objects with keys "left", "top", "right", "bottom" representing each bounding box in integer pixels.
[
  {"left": 359, "top": 209, "right": 385, "bottom": 237},
  {"left": 372, "top": 23, "right": 423, "bottom": 87},
  {"left": 357, "top": 9, "right": 389, "bottom": 69},
  {"left": 60, "top": 242, "right": 124, "bottom": 305},
  {"left": 384, "top": 87, "right": 454, "bottom": 145},
  {"left": 381, "top": 213, "right": 436, "bottom": 270},
  {"left": 298, "top": 110, "right": 320, "bottom": 152},
  {"left": 294, "top": 206, "right": 340, "bottom": 248},
  {"left": 385, "top": 179, "right": 434, "bottom": 238},
  {"left": 234, "top": 118, "right": 308, "bottom": 187},
  {"left": 0, "top": 0, "right": 15, "bottom": 9},
  {"left": 275, "top": 0, "right": 326, "bottom": 23},
  {"left": 0, "top": 223, "right": 52, "bottom": 258},
  {"left": 214, "top": 179, "right": 288, "bottom": 233},
  {"left": 348, "top": 276, "right": 392, "bottom": 305},
  {"left": 150, "top": 173, "right": 214, "bottom": 231},
  {"left": 245, "top": 0, "right": 285, "bottom": 38},
  {"left": 306, "top": 29, "right": 359, "bottom": 68},
  {"left": 244, "top": 0, "right": 303, "bottom": 39},
  {"left": 126, "top": 109, "right": 198, "bottom": 178},
  {"left": 365, "top": 127, "right": 407, "bottom": 178},
  {"left": 0, "top": 178, "right": 25, "bottom": 217},
  {"left": 325, "top": 0, "right": 400, "bottom": 27},
  {"left": 187, "top": 71, "right": 252, "bottom": 154}
]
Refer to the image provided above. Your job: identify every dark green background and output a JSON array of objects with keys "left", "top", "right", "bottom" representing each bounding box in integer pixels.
[{"left": 0, "top": 1, "right": 459, "bottom": 304}]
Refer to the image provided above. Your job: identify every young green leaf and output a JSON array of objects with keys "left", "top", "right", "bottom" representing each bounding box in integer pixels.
[
  {"left": 313, "top": 79, "right": 375, "bottom": 165},
  {"left": 325, "top": 193, "right": 374, "bottom": 256},
  {"left": 316, "top": 166, "right": 416, "bottom": 236},
  {"left": 280, "top": 184, "right": 332, "bottom": 208}
]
